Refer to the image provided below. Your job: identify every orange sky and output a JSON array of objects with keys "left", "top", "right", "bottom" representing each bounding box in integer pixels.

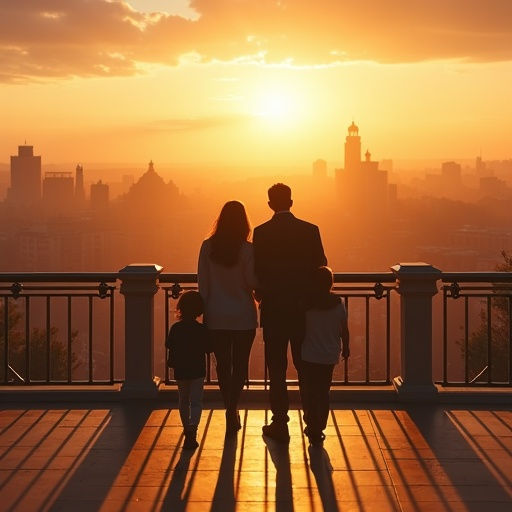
[{"left": 1, "top": 1, "right": 511, "bottom": 171}]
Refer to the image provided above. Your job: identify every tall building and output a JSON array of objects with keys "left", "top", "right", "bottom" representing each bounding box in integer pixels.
[
  {"left": 75, "top": 164, "right": 86, "bottom": 204},
  {"left": 335, "top": 122, "right": 391, "bottom": 226},
  {"left": 7, "top": 144, "right": 41, "bottom": 206},
  {"left": 42, "top": 172, "right": 74, "bottom": 214},
  {"left": 312, "top": 159, "right": 327, "bottom": 179},
  {"left": 344, "top": 121, "right": 362, "bottom": 172},
  {"left": 90, "top": 180, "right": 109, "bottom": 210}
]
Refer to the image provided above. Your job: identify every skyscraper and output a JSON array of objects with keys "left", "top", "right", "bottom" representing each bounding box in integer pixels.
[
  {"left": 42, "top": 172, "right": 74, "bottom": 214},
  {"left": 75, "top": 164, "right": 86, "bottom": 204},
  {"left": 7, "top": 144, "right": 41, "bottom": 205},
  {"left": 90, "top": 180, "right": 109, "bottom": 210}
]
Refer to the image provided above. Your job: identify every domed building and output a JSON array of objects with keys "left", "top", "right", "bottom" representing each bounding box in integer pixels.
[{"left": 124, "top": 160, "right": 182, "bottom": 218}]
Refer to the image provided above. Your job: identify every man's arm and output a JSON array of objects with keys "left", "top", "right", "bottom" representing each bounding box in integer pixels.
[{"left": 312, "top": 224, "right": 328, "bottom": 267}]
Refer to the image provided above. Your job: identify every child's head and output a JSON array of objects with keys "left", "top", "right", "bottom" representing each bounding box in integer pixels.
[
  {"left": 176, "top": 290, "right": 203, "bottom": 320},
  {"left": 312, "top": 266, "right": 334, "bottom": 295}
]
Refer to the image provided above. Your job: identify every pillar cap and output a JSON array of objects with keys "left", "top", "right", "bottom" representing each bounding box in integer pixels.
[
  {"left": 118, "top": 263, "right": 163, "bottom": 276},
  {"left": 391, "top": 262, "right": 441, "bottom": 278}
]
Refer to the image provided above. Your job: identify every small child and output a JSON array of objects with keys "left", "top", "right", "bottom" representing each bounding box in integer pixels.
[
  {"left": 166, "top": 290, "right": 211, "bottom": 450},
  {"left": 301, "top": 266, "right": 350, "bottom": 447}
]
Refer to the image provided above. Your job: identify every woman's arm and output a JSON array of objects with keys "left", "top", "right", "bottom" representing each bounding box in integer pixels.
[
  {"left": 244, "top": 243, "right": 259, "bottom": 291},
  {"left": 197, "top": 240, "right": 210, "bottom": 300}
]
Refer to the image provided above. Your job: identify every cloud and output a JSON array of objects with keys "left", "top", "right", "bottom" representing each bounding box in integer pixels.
[{"left": 1, "top": 0, "right": 511, "bottom": 82}]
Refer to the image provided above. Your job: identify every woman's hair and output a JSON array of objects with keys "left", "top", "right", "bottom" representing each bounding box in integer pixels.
[
  {"left": 305, "top": 266, "right": 340, "bottom": 310},
  {"left": 176, "top": 290, "right": 204, "bottom": 320},
  {"left": 207, "top": 200, "right": 252, "bottom": 267}
]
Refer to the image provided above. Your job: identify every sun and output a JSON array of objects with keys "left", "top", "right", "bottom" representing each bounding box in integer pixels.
[
  {"left": 255, "top": 91, "right": 293, "bottom": 119},
  {"left": 251, "top": 86, "right": 301, "bottom": 127}
]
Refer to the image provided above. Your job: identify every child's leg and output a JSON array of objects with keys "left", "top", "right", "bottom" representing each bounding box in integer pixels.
[
  {"left": 176, "top": 379, "right": 192, "bottom": 428},
  {"left": 318, "top": 364, "right": 335, "bottom": 432},
  {"left": 189, "top": 377, "right": 205, "bottom": 428},
  {"left": 301, "top": 361, "right": 319, "bottom": 433}
]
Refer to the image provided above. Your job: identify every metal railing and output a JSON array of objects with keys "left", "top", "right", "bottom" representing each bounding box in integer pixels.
[
  {"left": 0, "top": 273, "right": 117, "bottom": 385},
  {"left": 441, "top": 272, "right": 512, "bottom": 386},
  {"left": 160, "top": 272, "right": 398, "bottom": 386},
  {"left": 1, "top": 267, "right": 511, "bottom": 393}
]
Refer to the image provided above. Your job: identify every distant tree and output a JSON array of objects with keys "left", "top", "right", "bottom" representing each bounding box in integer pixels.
[
  {"left": 457, "top": 251, "right": 511, "bottom": 383},
  {"left": 0, "top": 299, "right": 81, "bottom": 382}
]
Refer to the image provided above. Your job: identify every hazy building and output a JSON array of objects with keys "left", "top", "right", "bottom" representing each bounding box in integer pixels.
[
  {"left": 479, "top": 176, "right": 507, "bottom": 198},
  {"left": 476, "top": 156, "right": 487, "bottom": 177},
  {"left": 442, "top": 161, "right": 462, "bottom": 182},
  {"left": 124, "top": 160, "right": 181, "bottom": 220},
  {"left": 381, "top": 159, "right": 393, "bottom": 173},
  {"left": 17, "top": 221, "right": 85, "bottom": 271},
  {"left": 42, "top": 172, "right": 74, "bottom": 214},
  {"left": 312, "top": 159, "right": 327, "bottom": 179},
  {"left": 75, "top": 164, "right": 86, "bottom": 204},
  {"left": 344, "top": 121, "right": 361, "bottom": 172},
  {"left": 122, "top": 174, "right": 134, "bottom": 193},
  {"left": 90, "top": 180, "right": 109, "bottom": 210},
  {"left": 335, "top": 122, "right": 390, "bottom": 226},
  {"left": 7, "top": 145, "right": 41, "bottom": 206}
]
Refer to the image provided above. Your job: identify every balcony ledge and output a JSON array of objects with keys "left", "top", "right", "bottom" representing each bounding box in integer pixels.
[{"left": 1, "top": 383, "right": 510, "bottom": 405}]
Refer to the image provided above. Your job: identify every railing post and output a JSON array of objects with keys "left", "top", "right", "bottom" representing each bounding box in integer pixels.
[
  {"left": 119, "top": 264, "right": 162, "bottom": 397},
  {"left": 392, "top": 262, "right": 441, "bottom": 400}
]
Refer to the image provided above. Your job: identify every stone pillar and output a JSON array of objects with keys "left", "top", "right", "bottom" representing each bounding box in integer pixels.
[
  {"left": 392, "top": 262, "right": 441, "bottom": 400},
  {"left": 119, "top": 264, "right": 162, "bottom": 397}
]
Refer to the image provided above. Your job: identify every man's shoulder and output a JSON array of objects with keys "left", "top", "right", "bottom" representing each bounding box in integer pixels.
[
  {"left": 253, "top": 219, "right": 273, "bottom": 234},
  {"left": 255, "top": 213, "right": 317, "bottom": 226},
  {"left": 294, "top": 217, "right": 319, "bottom": 229}
]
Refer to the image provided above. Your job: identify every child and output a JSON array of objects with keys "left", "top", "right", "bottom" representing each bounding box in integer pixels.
[
  {"left": 166, "top": 290, "right": 212, "bottom": 450},
  {"left": 301, "top": 266, "right": 350, "bottom": 447}
]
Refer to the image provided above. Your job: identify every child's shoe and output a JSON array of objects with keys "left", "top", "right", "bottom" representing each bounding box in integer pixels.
[
  {"left": 183, "top": 426, "right": 199, "bottom": 450},
  {"left": 307, "top": 430, "right": 325, "bottom": 447}
]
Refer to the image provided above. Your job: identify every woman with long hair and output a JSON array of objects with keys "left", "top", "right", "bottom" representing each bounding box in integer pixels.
[{"left": 198, "top": 200, "right": 258, "bottom": 434}]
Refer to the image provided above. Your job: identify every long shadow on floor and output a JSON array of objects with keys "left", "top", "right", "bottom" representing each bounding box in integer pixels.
[
  {"left": 308, "top": 445, "right": 339, "bottom": 512},
  {"left": 372, "top": 404, "right": 512, "bottom": 512}
]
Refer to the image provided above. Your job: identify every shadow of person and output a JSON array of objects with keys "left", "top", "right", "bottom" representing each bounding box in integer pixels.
[
  {"left": 210, "top": 434, "right": 238, "bottom": 512},
  {"left": 308, "top": 445, "right": 339, "bottom": 512},
  {"left": 164, "top": 445, "right": 196, "bottom": 512},
  {"left": 263, "top": 435, "right": 293, "bottom": 510}
]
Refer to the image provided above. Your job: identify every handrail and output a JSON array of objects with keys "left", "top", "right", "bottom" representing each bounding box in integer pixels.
[
  {"left": 158, "top": 272, "right": 397, "bottom": 285},
  {"left": 441, "top": 272, "right": 512, "bottom": 283},
  {"left": 1, "top": 270, "right": 510, "bottom": 285},
  {"left": 0, "top": 272, "right": 118, "bottom": 283}
]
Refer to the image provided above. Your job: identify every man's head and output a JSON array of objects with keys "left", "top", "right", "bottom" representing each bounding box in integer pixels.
[{"left": 268, "top": 183, "right": 292, "bottom": 213}]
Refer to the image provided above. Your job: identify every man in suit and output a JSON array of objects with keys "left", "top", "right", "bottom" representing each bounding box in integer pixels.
[{"left": 253, "top": 183, "right": 327, "bottom": 444}]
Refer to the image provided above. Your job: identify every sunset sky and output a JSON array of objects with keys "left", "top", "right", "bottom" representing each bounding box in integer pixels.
[{"left": 1, "top": 0, "right": 511, "bottom": 171}]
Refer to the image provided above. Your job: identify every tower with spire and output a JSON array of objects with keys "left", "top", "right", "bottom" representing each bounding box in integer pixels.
[
  {"left": 335, "top": 122, "right": 391, "bottom": 226},
  {"left": 344, "top": 121, "right": 362, "bottom": 172}
]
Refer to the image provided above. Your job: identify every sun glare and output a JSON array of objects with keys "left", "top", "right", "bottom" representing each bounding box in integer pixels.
[{"left": 251, "top": 87, "right": 301, "bottom": 127}]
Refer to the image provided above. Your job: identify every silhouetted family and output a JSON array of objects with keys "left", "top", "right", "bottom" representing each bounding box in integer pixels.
[{"left": 166, "top": 183, "right": 350, "bottom": 450}]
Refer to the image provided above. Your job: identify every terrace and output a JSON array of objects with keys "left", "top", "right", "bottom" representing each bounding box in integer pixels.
[{"left": 0, "top": 263, "right": 511, "bottom": 511}]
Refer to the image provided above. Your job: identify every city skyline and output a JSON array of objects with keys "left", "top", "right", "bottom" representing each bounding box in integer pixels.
[{"left": 1, "top": 1, "right": 511, "bottom": 171}]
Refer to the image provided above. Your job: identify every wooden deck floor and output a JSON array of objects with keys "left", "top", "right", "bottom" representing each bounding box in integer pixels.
[{"left": 0, "top": 401, "right": 511, "bottom": 511}]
